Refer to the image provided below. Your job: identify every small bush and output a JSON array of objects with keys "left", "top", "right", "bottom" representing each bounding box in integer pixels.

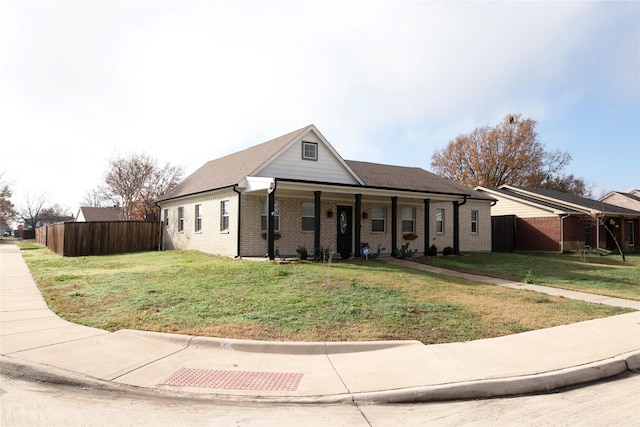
[
  {"left": 296, "top": 246, "right": 308, "bottom": 260},
  {"left": 427, "top": 244, "right": 438, "bottom": 257},
  {"left": 339, "top": 248, "right": 351, "bottom": 260},
  {"left": 373, "top": 244, "right": 384, "bottom": 259},
  {"left": 442, "top": 246, "right": 455, "bottom": 256},
  {"left": 314, "top": 246, "right": 332, "bottom": 262},
  {"left": 396, "top": 242, "right": 417, "bottom": 259},
  {"left": 523, "top": 270, "right": 534, "bottom": 284}
]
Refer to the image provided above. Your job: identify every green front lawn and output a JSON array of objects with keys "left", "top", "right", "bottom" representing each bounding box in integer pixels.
[
  {"left": 415, "top": 252, "right": 640, "bottom": 301},
  {"left": 20, "top": 248, "right": 632, "bottom": 344}
]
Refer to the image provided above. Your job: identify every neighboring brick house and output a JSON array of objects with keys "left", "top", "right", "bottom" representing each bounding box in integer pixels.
[
  {"left": 600, "top": 190, "right": 640, "bottom": 212},
  {"left": 475, "top": 185, "right": 640, "bottom": 252},
  {"left": 157, "top": 124, "right": 493, "bottom": 259}
]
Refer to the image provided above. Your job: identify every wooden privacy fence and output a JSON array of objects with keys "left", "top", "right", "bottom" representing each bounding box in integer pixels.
[
  {"left": 36, "top": 221, "right": 162, "bottom": 257},
  {"left": 491, "top": 215, "right": 515, "bottom": 252}
]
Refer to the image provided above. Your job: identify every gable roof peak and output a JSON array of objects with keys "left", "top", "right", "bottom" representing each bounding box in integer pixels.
[{"left": 158, "top": 124, "right": 365, "bottom": 201}]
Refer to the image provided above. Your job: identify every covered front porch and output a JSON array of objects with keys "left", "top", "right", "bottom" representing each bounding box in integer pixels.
[{"left": 238, "top": 177, "right": 470, "bottom": 260}]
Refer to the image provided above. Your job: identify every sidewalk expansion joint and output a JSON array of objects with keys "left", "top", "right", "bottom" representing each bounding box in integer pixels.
[
  {"left": 1, "top": 324, "right": 96, "bottom": 337},
  {"left": 110, "top": 336, "right": 194, "bottom": 382},
  {"left": 323, "top": 341, "right": 354, "bottom": 401}
]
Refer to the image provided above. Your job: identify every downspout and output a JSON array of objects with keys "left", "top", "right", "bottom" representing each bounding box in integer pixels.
[
  {"left": 559, "top": 214, "right": 570, "bottom": 253},
  {"left": 155, "top": 201, "right": 162, "bottom": 251},
  {"left": 233, "top": 185, "right": 242, "bottom": 258},
  {"left": 595, "top": 213, "right": 607, "bottom": 253},
  {"left": 453, "top": 196, "right": 468, "bottom": 255},
  {"left": 596, "top": 214, "right": 602, "bottom": 252}
]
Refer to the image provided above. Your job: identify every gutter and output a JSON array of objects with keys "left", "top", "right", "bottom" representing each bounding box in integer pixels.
[{"left": 232, "top": 185, "right": 242, "bottom": 259}]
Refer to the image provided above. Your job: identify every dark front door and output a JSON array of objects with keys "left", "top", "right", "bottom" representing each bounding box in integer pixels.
[{"left": 336, "top": 205, "right": 353, "bottom": 258}]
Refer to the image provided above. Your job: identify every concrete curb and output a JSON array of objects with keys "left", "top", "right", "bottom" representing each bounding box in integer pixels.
[
  {"left": 0, "top": 355, "right": 354, "bottom": 404},
  {"left": 121, "top": 328, "right": 420, "bottom": 355},
  {"left": 352, "top": 350, "right": 640, "bottom": 404},
  {"left": 4, "top": 350, "right": 638, "bottom": 404}
]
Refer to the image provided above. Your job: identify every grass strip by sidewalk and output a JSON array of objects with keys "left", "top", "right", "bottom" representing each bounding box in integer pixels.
[
  {"left": 21, "top": 248, "right": 632, "bottom": 344},
  {"left": 414, "top": 252, "right": 640, "bottom": 301}
]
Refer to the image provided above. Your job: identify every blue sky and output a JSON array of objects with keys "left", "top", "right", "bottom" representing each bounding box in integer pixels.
[{"left": 1, "top": 1, "right": 638, "bottom": 214}]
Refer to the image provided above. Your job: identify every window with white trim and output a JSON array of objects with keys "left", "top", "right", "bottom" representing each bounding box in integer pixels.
[
  {"left": 194, "top": 204, "right": 202, "bottom": 232},
  {"left": 302, "top": 202, "right": 314, "bottom": 231},
  {"left": 371, "top": 206, "right": 385, "bottom": 232},
  {"left": 178, "top": 207, "right": 184, "bottom": 232},
  {"left": 163, "top": 209, "right": 169, "bottom": 226},
  {"left": 402, "top": 207, "right": 415, "bottom": 233},
  {"left": 471, "top": 209, "right": 479, "bottom": 234},
  {"left": 436, "top": 208, "right": 445, "bottom": 233},
  {"left": 302, "top": 142, "right": 318, "bottom": 161},
  {"left": 261, "top": 200, "right": 280, "bottom": 231},
  {"left": 220, "top": 201, "right": 229, "bottom": 231}
]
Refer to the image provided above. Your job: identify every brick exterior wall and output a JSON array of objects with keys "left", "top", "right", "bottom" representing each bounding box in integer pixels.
[
  {"left": 162, "top": 192, "right": 493, "bottom": 258},
  {"left": 460, "top": 201, "right": 492, "bottom": 252},
  {"left": 515, "top": 216, "right": 560, "bottom": 252},
  {"left": 161, "top": 190, "right": 239, "bottom": 257},
  {"left": 241, "top": 195, "right": 492, "bottom": 257},
  {"left": 513, "top": 215, "right": 639, "bottom": 253}
]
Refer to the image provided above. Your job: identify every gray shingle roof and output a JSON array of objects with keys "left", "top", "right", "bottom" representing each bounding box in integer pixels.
[
  {"left": 506, "top": 186, "right": 640, "bottom": 215},
  {"left": 77, "top": 207, "right": 123, "bottom": 221},
  {"left": 486, "top": 187, "right": 583, "bottom": 213},
  {"left": 345, "top": 160, "right": 491, "bottom": 199},
  {"left": 158, "top": 125, "right": 493, "bottom": 202},
  {"left": 158, "top": 126, "right": 310, "bottom": 201}
]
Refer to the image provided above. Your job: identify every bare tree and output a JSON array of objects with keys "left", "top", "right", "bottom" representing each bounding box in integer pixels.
[
  {"left": 17, "top": 192, "right": 48, "bottom": 229},
  {"left": 80, "top": 187, "right": 108, "bottom": 208},
  {"left": 0, "top": 172, "right": 16, "bottom": 229},
  {"left": 431, "top": 114, "right": 589, "bottom": 196},
  {"left": 134, "top": 161, "right": 184, "bottom": 220},
  {"left": 39, "top": 204, "right": 73, "bottom": 224},
  {"left": 101, "top": 152, "right": 184, "bottom": 220}
]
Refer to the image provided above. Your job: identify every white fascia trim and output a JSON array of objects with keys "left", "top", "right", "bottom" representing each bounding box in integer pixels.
[
  {"left": 237, "top": 176, "right": 275, "bottom": 193},
  {"left": 499, "top": 185, "right": 598, "bottom": 215},
  {"left": 475, "top": 186, "right": 566, "bottom": 215}
]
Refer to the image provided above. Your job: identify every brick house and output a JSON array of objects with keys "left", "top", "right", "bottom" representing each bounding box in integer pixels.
[
  {"left": 157, "top": 125, "right": 493, "bottom": 259},
  {"left": 600, "top": 190, "right": 640, "bottom": 212},
  {"left": 475, "top": 185, "right": 640, "bottom": 252}
]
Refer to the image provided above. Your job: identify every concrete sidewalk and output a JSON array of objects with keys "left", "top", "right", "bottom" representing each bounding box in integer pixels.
[{"left": 1, "top": 243, "right": 638, "bottom": 404}]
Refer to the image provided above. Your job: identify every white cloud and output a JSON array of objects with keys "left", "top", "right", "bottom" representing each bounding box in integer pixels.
[{"left": 1, "top": 0, "right": 637, "bottom": 211}]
